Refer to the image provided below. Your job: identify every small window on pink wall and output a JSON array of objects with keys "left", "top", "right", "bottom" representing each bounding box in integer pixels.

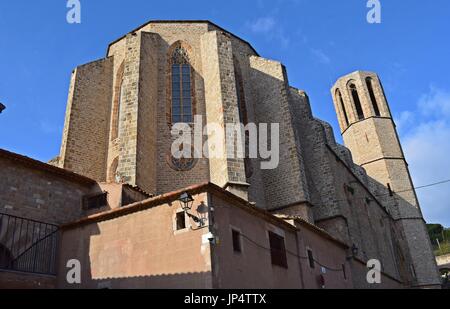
[
  {"left": 176, "top": 212, "right": 186, "bottom": 231},
  {"left": 307, "top": 249, "right": 315, "bottom": 269},
  {"left": 232, "top": 229, "right": 242, "bottom": 253},
  {"left": 268, "top": 231, "right": 288, "bottom": 268}
]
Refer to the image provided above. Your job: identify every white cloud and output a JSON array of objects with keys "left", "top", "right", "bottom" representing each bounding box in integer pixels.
[
  {"left": 247, "top": 17, "right": 290, "bottom": 48},
  {"left": 395, "top": 110, "right": 414, "bottom": 133},
  {"left": 418, "top": 86, "right": 450, "bottom": 118},
  {"left": 399, "top": 87, "right": 450, "bottom": 226},
  {"left": 249, "top": 17, "right": 276, "bottom": 33},
  {"left": 310, "top": 48, "right": 331, "bottom": 64}
]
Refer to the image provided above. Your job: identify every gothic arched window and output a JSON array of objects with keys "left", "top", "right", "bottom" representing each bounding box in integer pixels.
[
  {"left": 171, "top": 46, "right": 193, "bottom": 124},
  {"left": 111, "top": 62, "right": 125, "bottom": 141},
  {"left": 349, "top": 83, "right": 365, "bottom": 121},
  {"left": 336, "top": 89, "right": 349, "bottom": 126},
  {"left": 366, "top": 77, "right": 381, "bottom": 117}
]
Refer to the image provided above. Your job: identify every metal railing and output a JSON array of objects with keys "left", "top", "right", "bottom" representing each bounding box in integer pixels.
[{"left": 0, "top": 213, "right": 59, "bottom": 275}]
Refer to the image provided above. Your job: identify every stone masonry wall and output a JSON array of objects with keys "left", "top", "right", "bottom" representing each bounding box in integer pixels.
[
  {"left": 136, "top": 32, "right": 159, "bottom": 194},
  {"left": 233, "top": 50, "right": 266, "bottom": 209},
  {"left": 0, "top": 157, "right": 92, "bottom": 224},
  {"left": 286, "top": 85, "right": 402, "bottom": 281},
  {"left": 106, "top": 39, "right": 126, "bottom": 182},
  {"left": 248, "top": 56, "right": 308, "bottom": 210},
  {"left": 288, "top": 90, "right": 340, "bottom": 219},
  {"left": 116, "top": 33, "right": 141, "bottom": 186},
  {"left": 59, "top": 58, "right": 113, "bottom": 182},
  {"left": 201, "top": 31, "right": 246, "bottom": 187},
  {"left": 332, "top": 71, "right": 441, "bottom": 287},
  {"left": 130, "top": 23, "right": 211, "bottom": 195}
]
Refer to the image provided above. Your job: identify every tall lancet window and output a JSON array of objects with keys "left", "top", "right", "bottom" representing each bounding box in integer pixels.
[
  {"left": 171, "top": 47, "right": 193, "bottom": 123},
  {"left": 336, "top": 89, "right": 349, "bottom": 127},
  {"left": 349, "top": 83, "right": 365, "bottom": 121},
  {"left": 366, "top": 77, "right": 381, "bottom": 117}
]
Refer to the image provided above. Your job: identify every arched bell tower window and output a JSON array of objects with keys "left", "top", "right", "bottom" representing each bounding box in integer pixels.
[
  {"left": 336, "top": 89, "right": 349, "bottom": 126},
  {"left": 349, "top": 83, "right": 365, "bottom": 121},
  {"left": 170, "top": 45, "right": 194, "bottom": 124},
  {"left": 366, "top": 77, "right": 381, "bottom": 117}
]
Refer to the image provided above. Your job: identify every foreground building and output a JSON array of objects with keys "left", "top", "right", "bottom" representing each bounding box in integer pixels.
[{"left": 0, "top": 20, "right": 441, "bottom": 289}]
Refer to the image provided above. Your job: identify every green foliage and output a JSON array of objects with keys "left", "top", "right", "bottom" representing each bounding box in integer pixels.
[
  {"left": 427, "top": 224, "right": 450, "bottom": 256},
  {"left": 435, "top": 242, "right": 450, "bottom": 257},
  {"left": 427, "top": 224, "right": 443, "bottom": 239}
]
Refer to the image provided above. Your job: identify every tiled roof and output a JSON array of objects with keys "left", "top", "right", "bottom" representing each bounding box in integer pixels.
[
  {"left": 123, "top": 183, "right": 154, "bottom": 198},
  {"left": 61, "top": 182, "right": 348, "bottom": 249}
]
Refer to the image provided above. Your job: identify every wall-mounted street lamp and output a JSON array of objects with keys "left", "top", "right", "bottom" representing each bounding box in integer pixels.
[
  {"left": 347, "top": 244, "right": 359, "bottom": 261},
  {"left": 0, "top": 103, "right": 5, "bottom": 114},
  {"left": 351, "top": 244, "right": 359, "bottom": 257},
  {"left": 195, "top": 202, "right": 209, "bottom": 227},
  {"left": 178, "top": 192, "right": 194, "bottom": 212},
  {"left": 177, "top": 193, "right": 208, "bottom": 228}
]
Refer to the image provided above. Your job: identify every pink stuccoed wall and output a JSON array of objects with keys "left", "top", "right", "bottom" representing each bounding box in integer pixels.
[
  {"left": 209, "top": 193, "right": 352, "bottom": 289},
  {"left": 56, "top": 187, "right": 357, "bottom": 289}
]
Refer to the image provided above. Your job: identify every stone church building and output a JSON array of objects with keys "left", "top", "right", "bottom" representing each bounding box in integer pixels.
[{"left": 0, "top": 20, "right": 441, "bottom": 289}]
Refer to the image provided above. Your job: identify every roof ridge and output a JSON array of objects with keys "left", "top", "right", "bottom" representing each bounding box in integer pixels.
[
  {"left": 106, "top": 19, "right": 259, "bottom": 56},
  {"left": 0, "top": 148, "right": 96, "bottom": 186}
]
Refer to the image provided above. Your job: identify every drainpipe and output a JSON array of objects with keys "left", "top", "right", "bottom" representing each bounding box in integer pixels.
[
  {"left": 294, "top": 223, "right": 306, "bottom": 289},
  {"left": 206, "top": 192, "right": 219, "bottom": 289}
]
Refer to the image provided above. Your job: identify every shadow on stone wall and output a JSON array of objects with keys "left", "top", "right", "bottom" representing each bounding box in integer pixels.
[{"left": 90, "top": 272, "right": 212, "bottom": 289}]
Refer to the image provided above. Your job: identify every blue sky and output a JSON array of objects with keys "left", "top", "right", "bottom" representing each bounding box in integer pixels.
[{"left": 0, "top": 0, "right": 449, "bottom": 225}]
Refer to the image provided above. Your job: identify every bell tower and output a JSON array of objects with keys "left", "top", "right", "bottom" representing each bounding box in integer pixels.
[{"left": 331, "top": 71, "right": 440, "bottom": 288}]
